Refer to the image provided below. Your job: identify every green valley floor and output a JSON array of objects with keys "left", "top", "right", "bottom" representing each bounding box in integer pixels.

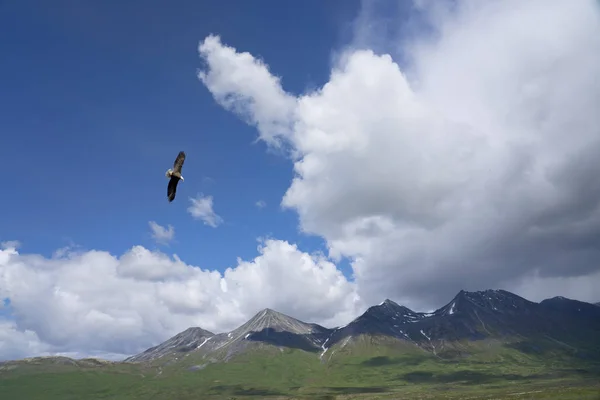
[{"left": 1, "top": 344, "right": 599, "bottom": 400}]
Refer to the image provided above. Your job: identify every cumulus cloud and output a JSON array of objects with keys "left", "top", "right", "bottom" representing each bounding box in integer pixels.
[
  {"left": 0, "top": 240, "right": 360, "bottom": 361},
  {"left": 0, "top": 320, "right": 50, "bottom": 361},
  {"left": 198, "top": 34, "right": 297, "bottom": 149},
  {"left": 187, "top": 193, "right": 223, "bottom": 227},
  {"left": 148, "top": 221, "right": 175, "bottom": 245},
  {"left": 197, "top": 0, "right": 600, "bottom": 310}
]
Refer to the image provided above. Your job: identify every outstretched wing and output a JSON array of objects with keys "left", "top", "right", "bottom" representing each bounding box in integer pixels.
[
  {"left": 167, "top": 176, "right": 179, "bottom": 202},
  {"left": 173, "top": 151, "right": 186, "bottom": 174}
]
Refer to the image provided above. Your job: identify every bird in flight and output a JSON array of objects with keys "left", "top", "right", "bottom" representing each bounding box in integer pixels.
[{"left": 165, "top": 151, "right": 186, "bottom": 202}]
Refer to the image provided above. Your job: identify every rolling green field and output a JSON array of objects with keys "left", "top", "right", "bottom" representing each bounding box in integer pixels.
[{"left": 1, "top": 337, "right": 599, "bottom": 399}]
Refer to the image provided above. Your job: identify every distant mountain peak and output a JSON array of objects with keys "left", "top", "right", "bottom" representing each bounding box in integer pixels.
[
  {"left": 540, "top": 296, "right": 600, "bottom": 318},
  {"left": 373, "top": 299, "right": 417, "bottom": 315},
  {"left": 432, "top": 289, "right": 537, "bottom": 317},
  {"left": 455, "top": 288, "right": 527, "bottom": 301},
  {"left": 179, "top": 326, "right": 214, "bottom": 336},
  {"left": 124, "top": 325, "right": 214, "bottom": 363},
  {"left": 457, "top": 288, "right": 506, "bottom": 297},
  {"left": 256, "top": 307, "right": 284, "bottom": 317},
  {"left": 232, "top": 308, "right": 320, "bottom": 336}
]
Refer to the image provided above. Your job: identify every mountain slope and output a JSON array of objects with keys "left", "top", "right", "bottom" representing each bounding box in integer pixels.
[
  {"left": 325, "top": 290, "right": 545, "bottom": 351},
  {"left": 320, "top": 290, "right": 600, "bottom": 359},
  {"left": 127, "top": 308, "right": 333, "bottom": 364},
  {"left": 125, "top": 327, "right": 214, "bottom": 362},
  {"left": 540, "top": 296, "right": 600, "bottom": 319},
  {"left": 198, "top": 308, "right": 332, "bottom": 361},
  {"left": 125, "top": 290, "right": 600, "bottom": 366},
  {"left": 321, "top": 299, "right": 427, "bottom": 356}
]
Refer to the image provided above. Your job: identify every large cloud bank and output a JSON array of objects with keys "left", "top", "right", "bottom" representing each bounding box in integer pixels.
[
  {"left": 0, "top": 241, "right": 359, "bottom": 361},
  {"left": 198, "top": 0, "right": 600, "bottom": 307}
]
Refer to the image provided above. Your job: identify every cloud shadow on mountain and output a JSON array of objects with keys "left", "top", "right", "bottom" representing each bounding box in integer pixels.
[{"left": 247, "top": 327, "right": 321, "bottom": 353}]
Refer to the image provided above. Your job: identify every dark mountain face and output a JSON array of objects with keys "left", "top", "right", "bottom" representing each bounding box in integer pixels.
[
  {"left": 537, "top": 296, "right": 600, "bottom": 346},
  {"left": 336, "top": 299, "right": 425, "bottom": 336},
  {"left": 125, "top": 290, "right": 600, "bottom": 364},
  {"left": 540, "top": 296, "right": 600, "bottom": 319},
  {"left": 323, "top": 299, "right": 427, "bottom": 352},
  {"left": 323, "top": 290, "right": 600, "bottom": 357},
  {"left": 327, "top": 290, "right": 544, "bottom": 348},
  {"left": 439, "top": 290, "right": 539, "bottom": 317},
  {"left": 420, "top": 289, "right": 553, "bottom": 339}
]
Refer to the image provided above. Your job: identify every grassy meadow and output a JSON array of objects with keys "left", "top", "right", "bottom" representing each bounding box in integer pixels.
[{"left": 1, "top": 336, "right": 599, "bottom": 399}]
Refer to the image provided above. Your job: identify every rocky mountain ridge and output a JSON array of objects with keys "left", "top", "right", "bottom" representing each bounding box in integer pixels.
[
  {"left": 125, "top": 289, "right": 600, "bottom": 364},
  {"left": 125, "top": 308, "right": 333, "bottom": 363}
]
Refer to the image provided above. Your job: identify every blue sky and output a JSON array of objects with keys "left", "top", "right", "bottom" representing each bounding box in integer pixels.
[{"left": 0, "top": 0, "right": 361, "bottom": 272}]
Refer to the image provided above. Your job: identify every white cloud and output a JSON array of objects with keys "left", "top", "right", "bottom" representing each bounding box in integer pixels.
[
  {"left": 198, "top": 34, "right": 297, "bottom": 149},
  {"left": 0, "top": 240, "right": 360, "bottom": 361},
  {"left": 187, "top": 194, "right": 223, "bottom": 227},
  {"left": 0, "top": 320, "right": 50, "bottom": 361},
  {"left": 148, "top": 221, "right": 175, "bottom": 245},
  {"left": 197, "top": 0, "right": 600, "bottom": 310},
  {"left": 255, "top": 200, "right": 266, "bottom": 209}
]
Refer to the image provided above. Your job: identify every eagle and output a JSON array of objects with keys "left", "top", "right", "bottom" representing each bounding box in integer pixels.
[{"left": 165, "top": 151, "right": 186, "bottom": 202}]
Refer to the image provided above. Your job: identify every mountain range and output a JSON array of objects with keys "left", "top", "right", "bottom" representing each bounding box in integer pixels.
[
  {"left": 2, "top": 289, "right": 600, "bottom": 399},
  {"left": 124, "top": 289, "right": 600, "bottom": 366}
]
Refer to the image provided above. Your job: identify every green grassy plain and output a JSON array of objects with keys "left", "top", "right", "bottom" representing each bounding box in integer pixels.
[{"left": 1, "top": 337, "right": 599, "bottom": 399}]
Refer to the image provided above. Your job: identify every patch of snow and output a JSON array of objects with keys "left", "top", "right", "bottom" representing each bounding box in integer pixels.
[
  {"left": 319, "top": 337, "right": 330, "bottom": 359},
  {"left": 196, "top": 337, "right": 212, "bottom": 349},
  {"left": 335, "top": 322, "right": 349, "bottom": 331},
  {"left": 244, "top": 333, "right": 250, "bottom": 339},
  {"left": 341, "top": 336, "right": 352, "bottom": 349},
  {"left": 420, "top": 330, "right": 431, "bottom": 341},
  {"left": 448, "top": 302, "right": 456, "bottom": 315},
  {"left": 399, "top": 330, "right": 409, "bottom": 338}
]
